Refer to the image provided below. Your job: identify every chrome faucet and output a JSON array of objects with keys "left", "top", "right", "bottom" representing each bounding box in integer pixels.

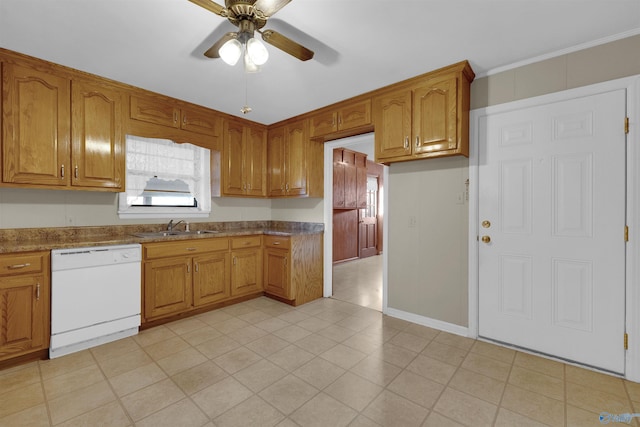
[{"left": 167, "top": 219, "right": 184, "bottom": 232}]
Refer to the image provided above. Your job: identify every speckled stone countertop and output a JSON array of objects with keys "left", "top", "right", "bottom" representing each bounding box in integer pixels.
[{"left": 0, "top": 221, "right": 324, "bottom": 254}]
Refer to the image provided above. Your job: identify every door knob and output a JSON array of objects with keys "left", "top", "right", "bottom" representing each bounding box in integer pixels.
[
  {"left": 481, "top": 235, "right": 491, "bottom": 243},
  {"left": 482, "top": 220, "right": 491, "bottom": 228}
]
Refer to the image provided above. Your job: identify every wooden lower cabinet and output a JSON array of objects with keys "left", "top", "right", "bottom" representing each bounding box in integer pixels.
[
  {"left": 263, "top": 234, "right": 323, "bottom": 306},
  {"left": 193, "top": 252, "right": 231, "bottom": 306},
  {"left": 142, "top": 238, "right": 232, "bottom": 322},
  {"left": 141, "top": 232, "right": 322, "bottom": 323},
  {"left": 230, "top": 236, "right": 263, "bottom": 296},
  {"left": 264, "top": 247, "right": 290, "bottom": 299},
  {"left": 143, "top": 257, "right": 192, "bottom": 320},
  {"left": 0, "top": 251, "right": 50, "bottom": 362}
]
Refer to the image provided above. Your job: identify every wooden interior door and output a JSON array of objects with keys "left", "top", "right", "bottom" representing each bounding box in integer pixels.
[{"left": 359, "top": 175, "right": 379, "bottom": 258}]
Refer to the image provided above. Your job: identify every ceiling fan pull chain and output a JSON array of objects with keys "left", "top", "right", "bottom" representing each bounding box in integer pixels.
[{"left": 241, "top": 72, "right": 252, "bottom": 114}]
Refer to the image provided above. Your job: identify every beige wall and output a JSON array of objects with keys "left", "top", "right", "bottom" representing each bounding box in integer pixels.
[
  {"left": 387, "top": 156, "right": 469, "bottom": 326},
  {"left": 387, "top": 33, "right": 640, "bottom": 328},
  {"left": 0, "top": 186, "right": 322, "bottom": 229},
  {"left": 471, "top": 34, "right": 640, "bottom": 109},
  {"left": 0, "top": 188, "right": 273, "bottom": 229}
]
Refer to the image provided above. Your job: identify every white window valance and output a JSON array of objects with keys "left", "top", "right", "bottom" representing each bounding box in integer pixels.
[{"left": 118, "top": 135, "right": 211, "bottom": 219}]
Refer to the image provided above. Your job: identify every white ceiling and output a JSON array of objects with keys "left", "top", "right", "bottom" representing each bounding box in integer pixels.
[{"left": 1, "top": 0, "right": 639, "bottom": 125}]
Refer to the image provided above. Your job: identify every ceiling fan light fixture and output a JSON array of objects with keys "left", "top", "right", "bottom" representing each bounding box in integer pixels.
[
  {"left": 246, "top": 37, "right": 269, "bottom": 65},
  {"left": 243, "top": 48, "right": 261, "bottom": 73},
  {"left": 219, "top": 38, "right": 242, "bottom": 65}
]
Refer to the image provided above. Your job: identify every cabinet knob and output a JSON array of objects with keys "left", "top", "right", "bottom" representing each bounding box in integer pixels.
[
  {"left": 74, "top": 165, "right": 79, "bottom": 178},
  {"left": 61, "top": 164, "right": 65, "bottom": 178},
  {"left": 36, "top": 283, "right": 41, "bottom": 301},
  {"left": 404, "top": 137, "right": 409, "bottom": 149},
  {"left": 416, "top": 136, "right": 420, "bottom": 147}
]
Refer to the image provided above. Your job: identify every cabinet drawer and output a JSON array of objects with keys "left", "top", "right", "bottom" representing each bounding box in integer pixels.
[
  {"left": 230, "top": 235, "right": 262, "bottom": 249},
  {"left": 0, "top": 253, "right": 45, "bottom": 276},
  {"left": 143, "top": 238, "right": 229, "bottom": 259},
  {"left": 264, "top": 235, "right": 291, "bottom": 250}
]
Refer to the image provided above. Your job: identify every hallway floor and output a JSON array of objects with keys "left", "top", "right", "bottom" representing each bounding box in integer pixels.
[
  {"left": 2, "top": 296, "right": 639, "bottom": 426},
  {"left": 332, "top": 255, "right": 383, "bottom": 311}
]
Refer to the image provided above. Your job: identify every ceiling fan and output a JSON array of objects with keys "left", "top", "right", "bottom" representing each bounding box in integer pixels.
[{"left": 188, "top": 0, "right": 314, "bottom": 71}]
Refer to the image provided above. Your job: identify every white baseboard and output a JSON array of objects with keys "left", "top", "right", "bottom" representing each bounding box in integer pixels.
[{"left": 384, "top": 307, "right": 469, "bottom": 338}]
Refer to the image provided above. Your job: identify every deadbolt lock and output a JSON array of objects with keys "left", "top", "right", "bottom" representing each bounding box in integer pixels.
[
  {"left": 482, "top": 220, "right": 491, "bottom": 228},
  {"left": 481, "top": 235, "right": 491, "bottom": 243}
]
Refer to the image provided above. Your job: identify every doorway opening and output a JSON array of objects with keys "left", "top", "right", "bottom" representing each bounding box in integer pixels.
[{"left": 322, "top": 133, "right": 387, "bottom": 312}]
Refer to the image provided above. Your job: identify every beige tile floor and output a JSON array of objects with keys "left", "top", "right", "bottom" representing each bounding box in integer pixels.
[
  {"left": 1, "top": 296, "right": 640, "bottom": 426},
  {"left": 333, "top": 255, "right": 382, "bottom": 312}
]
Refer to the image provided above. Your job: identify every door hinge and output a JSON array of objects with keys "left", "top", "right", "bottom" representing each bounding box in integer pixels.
[
  {"left": 625, "top": 117, "right": 630, "bottom": 134},
  {"left": 625, "top": 333, "right": 629, "bottom": 350},
  {"left": 625, "top": 225, "right": 629, "bottom": 242}
]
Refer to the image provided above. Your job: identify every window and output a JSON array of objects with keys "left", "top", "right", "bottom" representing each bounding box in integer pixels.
[{"left": 118, "top": 135, "right": 211, "bottom": 219}]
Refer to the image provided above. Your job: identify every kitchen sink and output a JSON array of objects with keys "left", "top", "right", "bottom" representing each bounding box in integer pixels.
[{"left": 133, "top": 230, "right": 220, "bottom": 238}]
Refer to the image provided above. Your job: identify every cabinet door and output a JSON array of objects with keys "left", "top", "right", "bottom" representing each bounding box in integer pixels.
[
  {"left": 342, "top": 150, "right": 357, "bottom": 208},
  {"left": 355, "top": 153, "right": 368, "bottom": 209},
  {"left": 245, "top": 126, "right": 267, "bottom": 197},
  {"left": 180, "top": 106, "right": 222, "bottom": 137},
  {"left": 144, "top": 257, "right": 192, "bottom": 320},
  {"left": 130, "top": 95, "right": 180, "bottom": 129},
  {"left": 309, "top": 110, "right": 337, "bottom": 138},
  {"left": 71, "top": 80, "right": 124, "bottom": 190},
  {"left": 267, "top": 125, "right": 286, "bottom": 197},
  {"left": 0, "top": 274, "right": 48, "bottom": 359},
  {"left": 2, "top": 62, "right": 70, "bottom": 186},
  {"left": 264, "top": 248, "right": 290, "bottom": 299},
  {"left": 333, "top": 149, "right": 345, "bottom": 209},
  {"left": 222, "top": 120, "right": 246, "bottom": 196},
  {"left": 193, "top": 252, "right": 230, "bottom": 306},
  {"left": 338, "top": 100, "right": 371, "bottom": 131},
  {"left": 231, "top": 249, "right": 263, "bottom": 296},
  {"left": 413, "top": 76, "right": 458, "bottom": 155},
  {"left": 373, "top": 90, "right": 412, "bottom": 162},
  {"left": 284, "top": 120, "right": 308, "bottom": 196}
]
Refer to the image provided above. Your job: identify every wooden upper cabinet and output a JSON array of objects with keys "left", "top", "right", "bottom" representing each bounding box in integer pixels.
[
  {"left": 130, "top": 94, "right": 222, "bottom": 138},
  {"left": 284, "top": 120, "right": 308, "bottom": 196},
  {"left": 413, "top": 76, "right": 458, "bottom": 155},
  {"left": 222, "top": 119, "right": 267, "bottom": 197},
  {"left": 2, "top": 61, "right": 71, "bottom": 187},
  {"left": 374, "top": 61, "right": 473, "bottom": 163},
  {"left": 1, "top": 59, "right": 125, "bottom": 191},
  {"left": 373, "top": 89, "right": 412, "bottom": 162},
  {"left": 333, "top": 148, "right": 366, "bottom": 210},
  {"left": 309, "top": 99, "right": 372, "bottom": 138},
  {"left": 180, "top": 104, "right": 222, "bottom": 137},
  {"left": 268, "top": 118, "right": 324, "bottom": 198},
  {"left": 130, "top": 94, "right": 180, "bottom": 129},
  {"left": 71, "top": 79, "right": 124, "bottom": 190},
  {"left": 355, "top": 152, "right": 367, "bottom": 209}
]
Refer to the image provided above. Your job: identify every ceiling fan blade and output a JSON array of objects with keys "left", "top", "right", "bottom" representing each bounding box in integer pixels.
[
  {"left": 188, "top": 0, "right": 227, "bottom": 17},
  {"left": 204, "top": 32, "right": 238, "bottom": 58},
  {"left": 254, "top": 0, "right": 291, "bottom": 18},
  {"left": 260, "top": 29, "right": 314, "bottom": 61}
]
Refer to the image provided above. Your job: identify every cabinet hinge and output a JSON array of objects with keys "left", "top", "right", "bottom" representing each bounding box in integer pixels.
[
  {"left": 625, "top": 117, "right": 630, "bottom": 134},
  {"left": 625, "top": 333, "right": 629, "bottom": 350},
  {"left": 625, "top": 225, "right": 629, "bottom": 242}
]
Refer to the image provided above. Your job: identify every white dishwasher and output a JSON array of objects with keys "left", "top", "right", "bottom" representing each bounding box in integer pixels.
[{"left": 50, "top": 243, "right": 142, "bottom": 358}]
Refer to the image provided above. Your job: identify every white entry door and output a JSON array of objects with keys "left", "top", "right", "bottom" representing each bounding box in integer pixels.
[{"left": 478, "top": 89, "right": 627, "bottom": 373}]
